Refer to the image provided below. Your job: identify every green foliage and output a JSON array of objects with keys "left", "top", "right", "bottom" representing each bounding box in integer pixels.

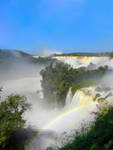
[
  {"left": 40, "top": 62, "right": 109, "bottom": 105},
  {"left": 40, "top": 62, "right": 72, "bottom": 105},
  {"left": 0, "top": 95, "right": 30, "bottom": 150},
  {"left": 60, "top": 105, "right": 113, "bottom": 150},
  {"left": 109, "top": 52, "right": 113, "bottom": 58},
  {"left": 71, "top": 80, "right": 95, "bottom": 95}
]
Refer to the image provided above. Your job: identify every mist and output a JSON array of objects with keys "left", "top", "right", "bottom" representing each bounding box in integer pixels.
[
  {"left": 0, "top": 59, "right": 43, "bottom": 83},
  {"left": 99, "top": 72, "right": 113, "bottom": 89},
  {"left": 1, "top": 56, "right": 113, "bottom": 150}
]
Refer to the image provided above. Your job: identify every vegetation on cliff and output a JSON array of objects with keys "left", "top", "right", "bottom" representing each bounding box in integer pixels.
[
  {"left": 60, "top": 104, "right": 113, "bottom": 150},
  {"left": 40, "top": 62, "right": 109, "bottom": 105}
]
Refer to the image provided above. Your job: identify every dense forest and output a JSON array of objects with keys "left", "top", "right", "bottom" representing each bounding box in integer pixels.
[{"left": 40, "top": 62, "right": 110, "bottom": 105}]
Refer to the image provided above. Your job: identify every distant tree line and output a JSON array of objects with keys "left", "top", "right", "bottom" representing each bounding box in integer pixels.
[{"left": 54, "top": 52, "right": 113, "bottom": 57}]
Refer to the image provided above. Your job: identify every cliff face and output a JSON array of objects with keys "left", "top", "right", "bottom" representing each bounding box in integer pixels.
[{"left": 53, "top": 56, "right": 113, "bottom": 69}]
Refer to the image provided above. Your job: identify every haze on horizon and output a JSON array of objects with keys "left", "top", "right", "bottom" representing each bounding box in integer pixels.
[{"left": 0, "top": 0, "right": 113, "bottom": 54}]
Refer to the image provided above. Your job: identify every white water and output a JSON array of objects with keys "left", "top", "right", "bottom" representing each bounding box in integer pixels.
[
  {"left": 1, "top": 59, "right": 113, "bottom": 150},
  {"left": 2, "top": 76, "right": 113, "bottom": 150},
  {"left": 65, "top": 87, "right": 72, "bottom": 105},
  {"left": 1, "top": 76, "right": 102, "bottom": 150},
  {"left": 26, "top": 86, "right": 99, "bottom": 150},
  {"left": 53, "top": 56, "right": 113, "bottom": 69}
]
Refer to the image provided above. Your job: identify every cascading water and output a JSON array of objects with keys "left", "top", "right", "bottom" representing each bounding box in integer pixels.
[
  {"left": 1, "top": 62, "right": 113, "bottom": 150},
  {"left": 70, "top": 87, "right": 95, "bottom": 108},
  {"left": 65, "top": 87, "right": 73, "bottom": 106},
  {"left": 1, "top": 76, "right": 100, "bottom": 150},
  {"left": 71, "top": 90, "right": 85, "bottom": 107},
  {"left": 53, "top": 56, "right": 113, "bottom": 69}
]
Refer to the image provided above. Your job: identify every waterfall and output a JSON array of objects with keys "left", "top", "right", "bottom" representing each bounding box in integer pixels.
[
  {"left": 65, "top": 88, "right": 73, "bottom": 106},
  {"left": 53, "top": 56, "right": 113, "bottom": 69},
  {"left": 70, "top": 89, "right": 95, "bottom": 108}
]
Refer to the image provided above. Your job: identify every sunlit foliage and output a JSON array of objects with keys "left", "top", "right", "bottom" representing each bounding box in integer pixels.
[{"left": 0, "top": 94, "right": 30, "bottom": 150}]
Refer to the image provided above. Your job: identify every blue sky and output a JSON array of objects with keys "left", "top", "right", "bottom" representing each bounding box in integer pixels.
[{"left": 0, "top": 0, "right": 113, "bottom": 54}]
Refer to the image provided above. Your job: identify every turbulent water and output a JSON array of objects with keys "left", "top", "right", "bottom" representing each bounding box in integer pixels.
[
  {"left": 53, "top": 56, "right": 113, "bottom": 69},
  {"left": 1, "top": 77, "right": 113, "bottom": 150},
  {"left": 1, "top": 57, "right": 113, "bottom": 150}
]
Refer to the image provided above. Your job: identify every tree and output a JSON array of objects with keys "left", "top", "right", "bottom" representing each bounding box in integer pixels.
[
  {"left": 60, "top": 104, "right": 113, "bottom": 150},
  {"left": 40, "top": 62, "right": 109, "bottom": 105},
  {"left": 0, "top": 94, "right": 30, "bottom": 150}
]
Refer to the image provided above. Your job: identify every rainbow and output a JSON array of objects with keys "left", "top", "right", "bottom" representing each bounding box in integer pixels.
[{"left": 25, "top": 101, "right": 98, "bottom": 150}]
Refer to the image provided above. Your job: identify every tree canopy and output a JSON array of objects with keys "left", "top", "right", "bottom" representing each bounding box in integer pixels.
[
  {"left": 0, "top": 94, "right": 30, "bottom": 150},
  {"left": 60, "top": 104, "right": 113, "bottom": 150},
  {"left": 40, "top": 62, "right": 109, "bottom": 105}
]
